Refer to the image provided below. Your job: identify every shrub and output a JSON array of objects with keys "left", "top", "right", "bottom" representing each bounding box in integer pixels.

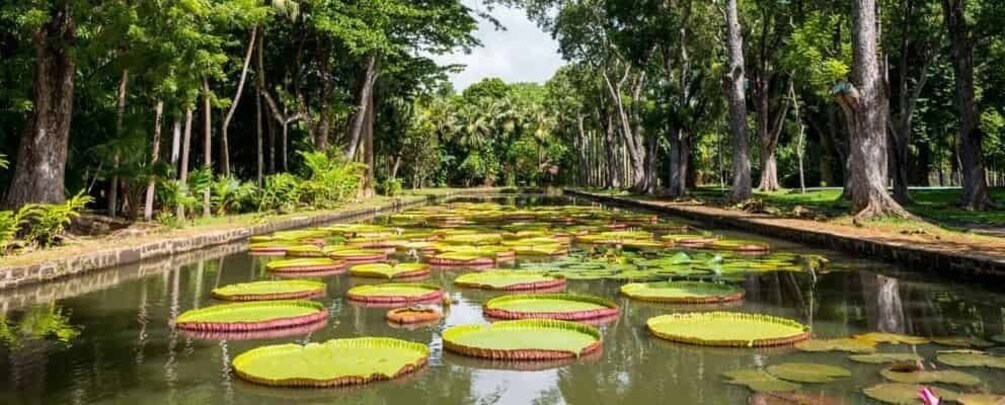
[
  {"left": 19, "top": 193, "right": 93, "bottom": 248},
  {"left": 376, "top": 178, "right": 403, "bottom": 197},
  {"left": 297, "top": 151, "right": 365, "bottom": 209},
  {"left": 259, "top": 173, "right": 302, "bottom": 212},
  {"left": 211, "top": 176, "right": 259, "bottom": 215}
]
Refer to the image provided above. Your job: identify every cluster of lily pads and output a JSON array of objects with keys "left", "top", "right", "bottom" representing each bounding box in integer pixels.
[{"left": 166, "top": 201, "right": 1005, "bottom": 401}]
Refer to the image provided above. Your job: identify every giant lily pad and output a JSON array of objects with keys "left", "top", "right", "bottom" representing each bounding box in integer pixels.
[
  {"left": 855, "top": 332, "right": 929, "bottom": 345},
  {"left": 958, "top": 394, "right": 1005, "bottom": 405},
  {"left": 849, "top": 352, "right": 924, "bottom": 364},
  {"left": 454, "top": 271, "right": 566, "bottom": 291},
  {"left": 795, "top": 338, "right": 877, "bottom": 353},
  {"left": 620, "top": 281, "right": 744, "bottom": 304},
  {"left": 265, "top": 258, "right": 346, "bottom": 273},
  {"left": 346, "top": 283, "right": 444, "bottom": 305},
  {"left": 765, "top": 363, "right": 850, "bottom": 383},
  {"left": 440, "top": 233, "right": 503, "bottom": 245},
  {"left": 326, "top": 248, "right": 387, "bottom": 264},
  {"left": 212, "top": 280, "right": 326, "bottom": 301},
  {"left": 937, "top": 350, "right": 1005, "bottom": 369},
  {"left": 428, "top": 252, "right": 496, "bottom": 267},
  {"left": 647, "top": 312, "right": 810, "bottom": 347},
  {"left": 349, "top": 263, "right": 430, "bottom": 280},
  {"left": 442, "top": 319, "right": 601, "bottom": 360},
  {"left": 863, "top": 383, "right": 958, "bottom": 404},
  {"left": 232, "top": 337, "right": 428, "bottom": 387},
  {"left": 880, "top": 363, "right": 981, "bottom": 386},
  {"left": 722, "top": 369, "right": 800, "bottom": 393},
  {"left": 931, "top": 336, "right": 995, "bottom": 349},
  {"left": 483, "top": 294, "right": 619, "bottom": 321},
  {"left": 174, "top": 300, "right": 328, "bottom": 331}
]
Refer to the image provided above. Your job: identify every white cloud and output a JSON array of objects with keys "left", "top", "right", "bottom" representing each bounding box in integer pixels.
[{"left": 431, "top": 0, "right": 566, "bottom": 90}]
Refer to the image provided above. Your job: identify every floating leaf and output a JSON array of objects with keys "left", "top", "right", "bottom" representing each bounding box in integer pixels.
[
  {"left": 232, "top": 337, "right": 428, "bottom": 387},
  {"left": 483, "top": 294, "right": 619, "bottom": 321},
  {"left": 795, "top": 338, "right": 877, "bottom": 353},
  {"left": 648, "top": 312, "right": 810, "bottom": 347},
  {"left": 849, "top": 352, "right": 923, "bottom": 364},
  {"left": 765, "top": 363, "right": 850, "bottom": 383},
  {"left": 863, "top": 383, "right": 958, "bottom": 404},
  {"left": 454, "top": 271, "right": 565, "bottom": 291},
  {"left": 855, "top": 332, "right": 929, "bottom": 345},
  {"left": 349, "top": 263, "right": 430, "bottom": 280},
  {"left": 880, "top": 363, "right": 981, "bottom": 386},
  {"left": 620, "top": 281, "right": 744, "bottom": 304},
  {"left": 442, "top": 319, "right": 602, "bottom": 360},
  {"left": 211, "top": 280, "right": 326, "bottom": 301},
  {"left": 937, "top": 350, "right": 1005, "bottom": 369},
  {"left": 174, "top": 300, "right": 328, "bottom": 332},
  {"left": 958, "top": 394, "right": 1005, "bottom": 405},
  {"left": 722, "top": 369, "right": 800, "bottom": 393},
  {"left": 931, "top": 336, "right": 995, "bottom": 349}
]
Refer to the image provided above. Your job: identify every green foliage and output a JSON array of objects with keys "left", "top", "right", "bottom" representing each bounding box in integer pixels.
[
  {"left": 259, "top": 173, "right": 303, "bottom": 212},
  {"left": 376, "top": 178, "right": 403, "bottom": 197},
  {"left": 298, "top": 151, "right": 366, "bottom": 209},
  {"left": 16, "top": 193, "right": 93, "bottom": 248},
  {"left": 211, "top": 176, "right": 259, "bottom": 215}
]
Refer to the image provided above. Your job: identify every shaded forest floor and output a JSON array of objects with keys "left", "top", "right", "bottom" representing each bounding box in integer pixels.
[
  {"left": 0, "top": 188, "right": 492, "bottom": 270},
  {"left": 584, "top": 187, "right": 1005, "bottom": 260}
]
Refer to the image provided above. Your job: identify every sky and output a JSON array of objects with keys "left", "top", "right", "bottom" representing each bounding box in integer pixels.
[{"left": 431, "top": 0, "right": 566, "bottom": 91}]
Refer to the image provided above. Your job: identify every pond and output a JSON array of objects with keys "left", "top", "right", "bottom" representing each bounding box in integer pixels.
[{"left": 1, "top": 196, "right": 1003, "bottom": 404}]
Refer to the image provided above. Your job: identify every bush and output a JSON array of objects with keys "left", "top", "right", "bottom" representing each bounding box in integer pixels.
[
  {"left": 297, "top": 151, "right": 365, "bottom": 209},
  {"left": 211, "top": 176, "right": 259, "bottom": 215},
  {"left": 259, "top": 173, "right": 302, "bottom": 212},
  {"left": 376, "top": 178, "right": 403, "bottom": 197},
  {"left": 19, "top": 193, "right": 93, "bottom": 248}
]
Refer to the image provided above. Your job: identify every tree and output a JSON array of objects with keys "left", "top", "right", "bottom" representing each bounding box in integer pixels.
[
  {"left": 4, "top": 2, "right": 76, "bottom": 207},
  {"left": 941, "top": 0, "right": 992, "bottom": 209},
  {"left": 836, "top": 0, "right": 910, "bottom": 219},
  {"left": 723, "top": 0, "right": 752, "bottom": 201}
]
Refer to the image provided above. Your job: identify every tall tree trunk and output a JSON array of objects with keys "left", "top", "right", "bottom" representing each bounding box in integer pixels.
[
  {"left": 360, "top": 88, "right": 375, "bottom": 197},
  {"left": 144, "top": 100, "right": 164, "bottom": 221},
  {"left": 170, "top": 119, "right": 181, "bottom": 168},
  {"left": 345, "top": 54, "right": 378, "bottom": 158},
  {"left": 790, "top": 84, "right": 807, "bottom": 193},
  {"left": 202, "top": 78, "right": 212, "bottom": 218},
  {"left": 220, "top": 27, "right": 258, "bottom": 177},
  {"left": 109, "top": 69, "right": 128, "bottom": 217},
  {"left": 177, "top": 108, "right": 194, "bottom": 220},
  {"left": 577, "top": 113, "right": 588, "bottom": 186},
  {"left": 724, "top": 0, "right": 752, "bottom": 201},
  {"left": 941, "top": 0, "right": 992, "bottom": 209},
  {"left": 602, "top": 107, "right": 620, "bottom": 188},
  {"left": 254, "top": 27, "right": 265, "bottom": 185},
  {"left": 5, "top": 6, "right": 75, "bottom": 207},
  {"left": 837, "top": 0, "right": 909, "bottom": 219},
  {"left": 667, "top": 127, "right": 690, "bottom": 198}
]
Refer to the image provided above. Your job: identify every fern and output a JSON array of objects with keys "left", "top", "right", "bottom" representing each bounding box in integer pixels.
[{"left": 20, "top": 192, "right": 93, "bottom": 248}]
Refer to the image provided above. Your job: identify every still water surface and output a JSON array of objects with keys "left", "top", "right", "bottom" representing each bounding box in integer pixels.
[{"left": 1, "top": 196, "right": 1003, "bottom": 404}]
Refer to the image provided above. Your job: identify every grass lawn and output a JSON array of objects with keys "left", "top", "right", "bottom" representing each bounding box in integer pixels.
[{"left": 690, "top": 187, "right": 1005, "bottom": 230}]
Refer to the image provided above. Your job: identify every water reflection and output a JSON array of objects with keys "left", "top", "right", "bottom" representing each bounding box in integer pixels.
[{"left": 0, "top": 200, "right": 1002, "bottom": 403}]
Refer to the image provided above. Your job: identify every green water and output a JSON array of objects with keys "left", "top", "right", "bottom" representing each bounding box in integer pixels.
[{"left": 1, "top": 197, "right": 1003, "bottom": 404}]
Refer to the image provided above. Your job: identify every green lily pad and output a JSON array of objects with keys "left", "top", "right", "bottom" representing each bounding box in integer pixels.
[
  {"left": 349, "top": 263, "right": 430, "bottom": 280},
  {"left": 442, "top": 319, "right": 601, "bottom": 360},
  {"left": 863, "top": 383, "right": 958, "bottom": 404},
  {"left": 453, "top": 271, "right": 564, "bottom": 290},
  {"left": 880, "top": 363, "right": 981, "bottom": 386},
  {"left": 647, "top": 312, "right": 810, "bottom": 347},
  {"left": 795, "top": 338, "right": 877, "bottom": 353},
  {"left": 482, "top": 294, "right": 618, "bottom": 321},
  {"left": 855, "top": 332, "right": 929, "bottom": 345},
  {"left": 722, "top": 369, "right": 800, "bottom": 393},
  {"left": 212, "top": 280, "right": 326, "bottom": 301},
  {"left": 849, "top": 352, "right": 924, "bottom": 364},
  {"left": 931, "top": 336, "right": 995, "bottom": 348},
  {"left": 620, "top": 281, "right": 744, "bottom": 304},
  {"left": 232, "top": 337, "right": 428, "bottom": 387},
  {"left": 174, "top": 300, "right": 327, "bottom": 331},
  {"left": 764, "top": 363, "right": 850, "bottom": 383},
  {"left": 937, "top": 350, "right": 1005, "bottom": 369},
  {"left": 958, "top": 394, "right": 1005, "bottom": 405}
]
